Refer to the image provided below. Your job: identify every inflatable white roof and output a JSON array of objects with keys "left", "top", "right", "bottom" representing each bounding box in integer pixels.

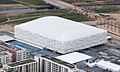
[{"left": 15, "top": 16, "right": 106, "bottom": 42}]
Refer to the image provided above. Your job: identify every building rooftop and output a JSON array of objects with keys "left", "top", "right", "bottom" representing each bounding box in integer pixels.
[
  {"left": 8, "top": 59, "right": 35, "bottom": 67},
  {"left": 56, "top": 52, "right": 93, "bottom": 64},
  {"left": 15, "top": 16, "right": 106, "bottom": 42},
  {"left": 97, "top": 60, "right": 120, "bottom": 72},
  {"left": 2, "top": 40, "right": 24, "bottom": 51},
  {"left": 0, "top": 48, "right": 11, "bottom": 56},
  {"left": 7, "top": 40, "right": 61, "bottom": 57},
  {"left": 41, "top": 55, "right": 75, "bottom": 68},
  {"left": 0, "top": 35, "right": 14, "bottom": 42}
]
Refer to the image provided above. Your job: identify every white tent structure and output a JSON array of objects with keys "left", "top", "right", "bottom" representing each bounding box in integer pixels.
[
  {"left": 14, "top": 16, "right": 107, "bottom": 54},
  {"left": 56, "top": 52, "right": 92, "bottom": 64},
  {"left": 97, "top": 60, "right": 120, "bottom": 72}
]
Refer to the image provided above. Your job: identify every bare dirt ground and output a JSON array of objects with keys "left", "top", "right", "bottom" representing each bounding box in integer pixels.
[
  {"left": 81, "top": 21, "right": 97, "bottom": 26},
  {"left": 0, "top": 25, "right": 13, "bottom": 31},
  {"left": 0, "top": 4, "right": 24, "bottom": 7},
  {"left": 82, "top": 20, "right": 120, "bottom": 40},
  {"left": 105, "top": 41, "right": 118, "bottom": 47},
  {"left": 82, "top": 15, "right": 120, "bottom": 41},
  {"left": 97, "top": 25, "right": 120, "bottom": 33},
  {"left": 108, "top": 33, "right": 120, "bottom": 40}
]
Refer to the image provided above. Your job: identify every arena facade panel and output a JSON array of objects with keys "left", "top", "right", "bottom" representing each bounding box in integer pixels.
[{"left": 14, "top": 16, "right": 107, "bottom": 54}]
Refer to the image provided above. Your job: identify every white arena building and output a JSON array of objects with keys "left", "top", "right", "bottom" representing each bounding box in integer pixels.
[{"left": 14, "top": 16, "right": 107, "bottom": 54}]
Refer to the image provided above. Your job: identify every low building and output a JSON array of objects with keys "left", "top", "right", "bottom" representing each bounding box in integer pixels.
[
  {"left": 34, "top": 52, "right": 90, "bottom": 72},
  {"left": 56, "top": 52, "right": 93, "bottom": 64},
  {"left": 97, "top": 60, "right": 120, "bottom": 72},
  {"left": 0, "top": 48, "right": 12, "bottom": 65},
  {"left": 7, "top": 59, "right": 38, "bottom": 72},
  {"left": 0, "top": 44, "right": 27, "bottom": 62},
  {"left": 86, "top": 60, "right": 120, "bottom": 72}
]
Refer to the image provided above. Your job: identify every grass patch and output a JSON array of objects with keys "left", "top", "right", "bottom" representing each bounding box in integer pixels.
[
  {"left": 57, "top": 13, "right": 92, "bottom": 22},
  {"left": 0, "top": 0, "right": 18, "bottom": 4},
  {"left": 105, "top": 0, "right": 120, "bottom": 4},
  {"left": 18, "top": 0, "right": 45, "bottom": 5},
  {"left": 3, "top": 9, "right": 92, "bottom": 25},
  {"left": 9, "top": 60, "right": 35, "bottom": 67},
  {"left": 8, "top": 10, "right": 92, "bottom": 22},
  {"left": 5, "top": 17, "right": 39, "bottom": 25},
  {"left": 63, "top": 0, "right": 95, "bottom": 3},
  {"left": 0, "top": 16, "right": 7, "bottom": 23},
  {"left": 91, "top": 7, "right": 120, "bottom": 13},
  {"left": 81, "top": 0, "right": 95, "bottom": 2}
]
